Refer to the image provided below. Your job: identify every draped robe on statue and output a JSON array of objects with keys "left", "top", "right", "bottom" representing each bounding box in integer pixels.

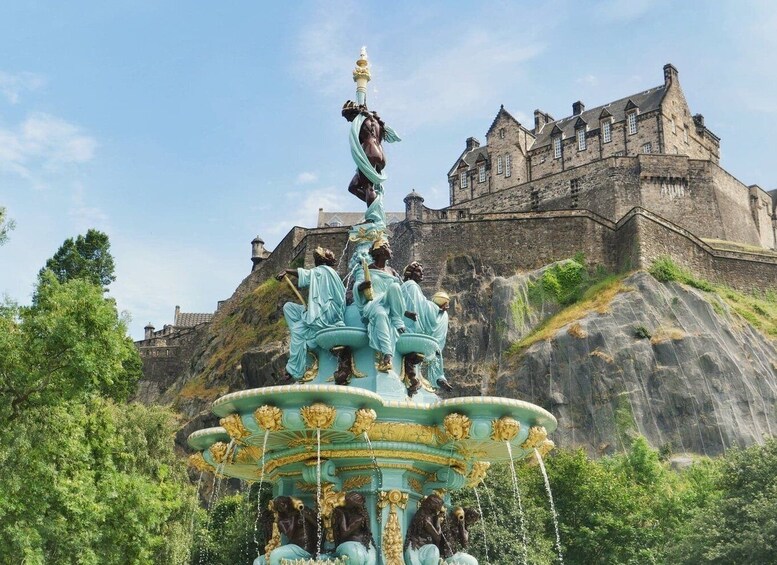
[
  {"left": 353, "top": 267, "right": 407, "bottom": 356},
  {"left": 283, "top": 265, "right": 345, "bottom": 379},
  {"left": 401, "top": 279, "right": 449, "bottom": 386}
]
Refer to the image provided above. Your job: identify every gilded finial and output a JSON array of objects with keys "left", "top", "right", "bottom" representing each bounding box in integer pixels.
[{"left": 353, "top": 47, "right": 371, "bottom": 106}]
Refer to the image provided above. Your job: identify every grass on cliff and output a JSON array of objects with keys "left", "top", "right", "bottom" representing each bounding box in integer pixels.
[
  {"left": 203, "top": 278, "right": 294, "bottom": 377},
  {"left": 648, "top": 255, "right": 777, "bottom": 339},
  {"left": 508, "top": 271, "right": 632, "bottom": 356}
]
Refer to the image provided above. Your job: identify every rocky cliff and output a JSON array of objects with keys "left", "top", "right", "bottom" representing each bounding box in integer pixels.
[{"left": 136, "top": 257, "right": 777, "bottom": 458}]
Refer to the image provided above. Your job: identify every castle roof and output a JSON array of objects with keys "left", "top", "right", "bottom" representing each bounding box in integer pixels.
[
  {"left": 486, "top": 105, "right": 523, "bottom": 137},
  {"left": 532, "top": 84, "right": 667, "bottom": 148},
  {"left": 175, "top": 311, "right": 213, "bottom": 327},
  {"left": 447, "top": 146, "right": 489, "bottom": 176},
  {"left": 317, "top": 210, "right": 403, "bottom": 228}
]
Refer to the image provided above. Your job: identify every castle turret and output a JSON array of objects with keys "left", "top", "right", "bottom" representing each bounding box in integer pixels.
[
  {"left": 144, "top": 323, "right": 155, "bottom": 340},
  {"left": 251, "top": 236, "right": 270, "bottom": 271},
  {"left": 663, "top": 63, "right": 679, "bottom": 86},
  {"left": 404, "top": 189, "right": 424, "bottom": 221}
]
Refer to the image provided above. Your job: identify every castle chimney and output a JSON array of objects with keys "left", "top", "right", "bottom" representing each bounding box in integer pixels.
[
  {"left": 465, "top": 137, "right": 480, "bottom": 151},
  {"left": 534, "top": 110, "right": 555, "bottom": 131},
  {"left": 572, "top": 101, "right": 585, "bottom": 116},
  {"left": 663, "top": 63, "right": 679, "bottom": 86},
  {"left": 693, "top": 113, "right": 705, "bottom": 129},
  {"left": 174, "top": 305, "right": 180, "bottom": 325},
  {"left": 144, "top": 323, "right": 155, "bottom": 340}
]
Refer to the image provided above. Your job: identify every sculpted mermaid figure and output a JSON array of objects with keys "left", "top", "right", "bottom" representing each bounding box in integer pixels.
[
  {"left": 331, "top": 492, "right": 377, "bottom": 565},
  {"left": 254, "top": 496, "right": 318, "bottom": 565},
  {"left": 439, "top": 506, "right": 480, "bottom": 565},
  {"left": 404, "top": 494, "right": 446, "bottom": 565}
]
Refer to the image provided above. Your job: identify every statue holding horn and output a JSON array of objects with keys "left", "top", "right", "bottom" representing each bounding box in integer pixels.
[{"left": 276, "top": 247, "right": 346, "bottom": 380}]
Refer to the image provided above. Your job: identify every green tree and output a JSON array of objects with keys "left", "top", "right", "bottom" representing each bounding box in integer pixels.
[
  {"left": 0, "top": 206, "right": 14, "bottom": 245},
  {"left": 0, "top": 273, "right": 141, "bottom": 423},
  {"left": 0, "top": 398, "right": 199, "bottom": 564},
  {"left": 39, "top": 228, "right": 116, "bottom": 288},
  {"left": 669, "top": 439, "right": 777, "bottom": 564}
]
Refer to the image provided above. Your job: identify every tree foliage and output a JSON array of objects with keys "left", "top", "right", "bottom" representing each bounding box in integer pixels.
[
  {"left": 39, "top": 228, "right": 116, "bottom": 288},
  {"left": 0, "top": 206, "right": 14, "bottom": 245},
  {"left": 0, "top": 273, "right": 142, "bottom": 423},
  {"left": 0, "top": 398, "right": 199, "bottom": 564}
]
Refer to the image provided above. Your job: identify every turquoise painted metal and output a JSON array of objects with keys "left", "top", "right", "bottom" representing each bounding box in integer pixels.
[{"left": 187, "top": 48, "right": 557, "bottom": 565}]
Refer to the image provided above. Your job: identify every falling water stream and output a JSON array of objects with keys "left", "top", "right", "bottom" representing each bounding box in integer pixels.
[
  {"left": 316, "top": 427, "right": 323, "bottom": 559},
  {"left": 535, "top": 449, "right": 564, "bottom": 564},
  {"left": 363, "top": 432, "right": 382, "bottom": 523},
  {"left": 200, "top": 440, "right": 235, "bottom": 564},
  {"left": 505, "top": 441, "right": 528, "bottom": 565},
  {"left": 473, "top": 487, "right": 491, "bottom": 565},
  {"left": 253, "top": 431, "right": 271, "bottom": 548}
]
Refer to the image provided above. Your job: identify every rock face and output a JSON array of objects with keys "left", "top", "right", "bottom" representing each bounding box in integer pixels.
[
  {"left": 136, "top": 256, "right": 777, "bottom": 457},
  {"left": 442, "top": 264, "right": 776, "bottom": 457}
]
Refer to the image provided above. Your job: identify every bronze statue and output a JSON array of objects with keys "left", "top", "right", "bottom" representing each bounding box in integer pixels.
[
  {"left": 401, "top": 261, "right": 452, "bottom": 393},
  {"left": 439, "top": 506, "right": 480, "bottom": 564},
  {"left": 331, "top": 492, "right": 377, "bottom": 564},
  {"left": 404, "top": 494, "right": 445, "bottom": 565},
  {"left": 343, "top": 104, "right": 386, "bottom": 207},
  {"left": 255, "top": 496, "right": 319, "bottom": 565}
]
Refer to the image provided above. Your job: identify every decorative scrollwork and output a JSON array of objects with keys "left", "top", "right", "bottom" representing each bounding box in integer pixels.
[
  {"left": 522, "top": 426, "right": 548, "bottom": 449},
  {"left": 234, "top": 445, "right": 263, "bottom": 464},
  {"left": 349, "top": 408, "right": 377, "bottom": 435},
  {"left": 300, "top": 403, "right": 337, "bottom": 429},
  {"left": 491, "top": 416, "right": 521, "bottom": 442},
  {"left": 378, "top": 490, "right": 408, "bottom": 565},
  {"left": 254, "top": 405, "right": 284, "bottom": 431},
  {"left": 408, "top": 477, "right": 424, "bottom": 494},
  {"left": 443, "top": 413, "right": 472, "bottom": 441}
]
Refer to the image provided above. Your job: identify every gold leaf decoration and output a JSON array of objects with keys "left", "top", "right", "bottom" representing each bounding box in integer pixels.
[
  {"left": 491, "top": 417, "right": 520, "bottom": 442},
  {"left": 188, "top": 452, "right": 214, "bottom": 473},
  {"left": 234, "top": 445, "right": 263, "bottom": 464},
  {"left": 342, "top": 475, "right": 372, "bottom": 491},
  {"left": 209, "top": 442, "right": 231, "bottom": 464},
  {"left": 466, "top": 461, "right": 491, "bottom": 487},
  {"left": 521, "top": 426, "right": 548, "bottom": 449},
  {"left": 443, "top": 413, "right": 472, "bottom": 441},
  {"left": 254, "top": 405, "right": 284, "bottom": 431},
  {"left": 349, "top": 408, "right": 377, "bottom": 435},
  {"left": 378, "top": 490, "right": 408, "bottom": 565},
  {"left": 219, "top": 414, "right": 250, "bottom": 444},
  {"left": 408, "top": 477, "right": 423, "bottom": 494},
  {"left": 300, "top": 403, "right": 337, "bottom": 429},
  {"left": 366, "top": 422, "right": 446, "bottom": 446}
]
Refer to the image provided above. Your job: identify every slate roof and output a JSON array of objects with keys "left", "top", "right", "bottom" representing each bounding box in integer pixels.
[
  {"left": 447, "top": 146, "right": 489, "bottom": 176},
  {"left": 532, "top": 84, "right": 667, "bottom": 148},
  {"left": 317, "top": 210, "right": 403, "bottom": 227},
  {"left": 174, "top": 312, "right": 214, "bottom": 327}
]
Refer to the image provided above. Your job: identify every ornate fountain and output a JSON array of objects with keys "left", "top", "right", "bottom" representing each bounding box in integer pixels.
[{"left": 188, "top": 48, "right": 556, "bottom": 565}]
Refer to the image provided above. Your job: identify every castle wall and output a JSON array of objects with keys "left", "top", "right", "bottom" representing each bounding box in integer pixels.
[
  {"left": 447, "top": 155, "right": 768, "bottom": 249},
  {"left": 134, "top": 326, "right": 205, "bottom": 404}
]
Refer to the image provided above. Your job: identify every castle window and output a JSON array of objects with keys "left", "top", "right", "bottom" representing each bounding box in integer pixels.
[
  {"left": 642, "top": 142, "right": 652, "bottom": 154},
  {"left": 505, "top": 154, "right": 512, "bottom": 177},
  {"left": 627, "top": 112, "right": 638, "bottom": 135},
  {"left": 460, "top": 170, "right": 468, "bottom": 189},
  {"left": 478, "top": 164, "right": 486, "bottom": 183},
  {"left": 499, "top": 128, "right": 505, "bottom": 139},
  {"left": 577, "top": 128, "right": 586, "bottom": 151},
  {"left": 683, "top": 127, "right": 689, "bottom": 143},
  {"left": 497, "top": 156, "right": 503, "bottom": 174},
  {"left": 553, "top": 136, "right": 562, "bottom": 159},
  {"left": 570, "top": 179, "right": 580, "bottom": 209},
  {"left": 671, "top": 116, "right": 676, "bottom": 134},
  {"left": 530, "top": 189, "right": 540, "bottom": 211},
  {"left": 601, "top": 121, "right": 612, "bottom": 143}
]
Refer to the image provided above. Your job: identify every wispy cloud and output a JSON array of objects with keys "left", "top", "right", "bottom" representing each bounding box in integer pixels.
[
  {"left": 69, "top": 183, "right": 109, "bottom": 232},
  {"left": 295, "top": 4, "right": 547, "bottom": 131},
  {"left": 577, "top": 74, "right": 599, "bottom": 86},
  {"left": 296, "top": 171, "right": 318, "bottom": 184},
  {"left": 0, "top": 112, "right": 97, "bottom": 184},
  {"left": 0, "top": 71, "right": 45, "bottom": 104},
  {"left": 264, "top": 185, "right": 344, "bottom": 237},
  {"left": 593, "top": 0, "right": 656, "bottom": 22}
]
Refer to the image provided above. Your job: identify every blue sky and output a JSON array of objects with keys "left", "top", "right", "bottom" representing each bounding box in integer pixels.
[{"left": 1, "top": 1, "right": 775, "bottom": 339}]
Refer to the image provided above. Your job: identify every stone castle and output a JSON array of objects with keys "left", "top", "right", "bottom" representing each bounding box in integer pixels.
[{"left": 136, "top": 63, "right": 777, "bottom": 367}]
